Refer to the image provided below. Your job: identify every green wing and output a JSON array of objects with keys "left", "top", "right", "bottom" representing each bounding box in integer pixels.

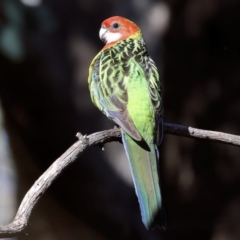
[
  {"left": 88, "top": 38, "right": 162, "bottom": 143},
  {"left": 145, "top": 57, "right": 163, "bottom": 144}
]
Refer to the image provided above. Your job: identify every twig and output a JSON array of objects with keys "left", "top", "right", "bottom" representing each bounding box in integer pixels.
[
  {"left": 0, "top": 123, "right": 240, "bottom": 238},
  {"left": 164, "top": 123, "right": 240, "bottom": 146}
]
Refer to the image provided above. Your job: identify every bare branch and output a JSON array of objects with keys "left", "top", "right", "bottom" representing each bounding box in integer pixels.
[
  {"left": 164, "top": 123, "right": 240, "bottom": 146},
  {"left": 0, "top": 123, "right": 240, "bottom": 238}
]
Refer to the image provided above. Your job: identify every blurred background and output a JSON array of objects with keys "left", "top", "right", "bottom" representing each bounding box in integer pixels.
[{"left": 0, "top": 0, "right": 240, "bottom": 239}]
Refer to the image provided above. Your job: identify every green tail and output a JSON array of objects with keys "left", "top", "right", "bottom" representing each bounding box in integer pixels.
[{"left": 122, "top": 132, "right": 164, "bottom": 229}]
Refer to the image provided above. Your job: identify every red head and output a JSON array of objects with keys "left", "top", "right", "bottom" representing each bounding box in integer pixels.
[{"left": 99, "top": 16, "right": 141, "bottom": 48}]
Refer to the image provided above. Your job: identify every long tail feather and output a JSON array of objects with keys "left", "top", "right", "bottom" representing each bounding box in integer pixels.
[{"left": 122, "top": 132, "right": 165, "bottom": 229}]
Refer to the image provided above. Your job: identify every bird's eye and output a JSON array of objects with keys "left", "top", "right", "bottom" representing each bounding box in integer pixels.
[{"left": 112, "top": 23, "right": 120, "bottom": 29}]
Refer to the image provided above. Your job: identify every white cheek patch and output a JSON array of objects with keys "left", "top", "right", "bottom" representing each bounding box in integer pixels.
[{"left": 104, "top": 32, "right": 122, "bottom": 44}]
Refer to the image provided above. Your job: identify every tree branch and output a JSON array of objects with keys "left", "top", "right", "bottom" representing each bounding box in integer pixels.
[
  {"left": 0, "top": 123, "right": 240, "bottom": 238},
  {"left": 164, "top": 123, "right": 240, "bottom": 146}
]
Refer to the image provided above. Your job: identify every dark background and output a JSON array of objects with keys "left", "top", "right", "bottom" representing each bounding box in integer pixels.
[{"left": 1, "top": 0, "right": 240, "bottom": 239}]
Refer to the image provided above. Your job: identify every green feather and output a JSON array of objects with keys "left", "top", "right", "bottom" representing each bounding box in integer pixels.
[
  {"left": 122, "top": 132, "right": 163, "bottom": 229},
  {"left": 88, "top": 35, "right": 164, "bottom": 229}
]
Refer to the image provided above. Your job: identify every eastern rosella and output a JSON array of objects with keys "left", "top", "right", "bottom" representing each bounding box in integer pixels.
[{"left": 88, "top": 16, "right": 164, "bottom": 229}]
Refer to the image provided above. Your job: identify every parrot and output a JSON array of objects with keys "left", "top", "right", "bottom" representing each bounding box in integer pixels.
[{"left": 88, "top": 16, "right": 164, "bottom": 229}]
